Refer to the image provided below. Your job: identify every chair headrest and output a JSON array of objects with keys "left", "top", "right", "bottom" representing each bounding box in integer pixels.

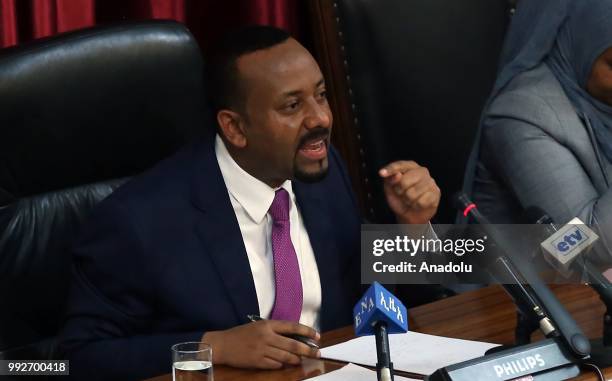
[{"left": 0, "top": 20, "right": 213, "bottom": 202}]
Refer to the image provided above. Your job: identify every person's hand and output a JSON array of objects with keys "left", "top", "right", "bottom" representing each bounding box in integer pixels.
[
  {"left": 202, "top": 320, "right": 321, "bottom": 369},
  {"left": 379, "top": 161, "right": 441, "bottom": 224}
]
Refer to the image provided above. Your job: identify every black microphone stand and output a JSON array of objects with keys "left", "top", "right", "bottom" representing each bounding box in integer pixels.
[
  {"left": 514, "top": 272, "right": 612, "bottom": 367},
  {"left": 515, "top": 310, "right": 540, "bottom": 345},
  {"left": 586, "top": 282, "right": 612, "bottom": 367}
]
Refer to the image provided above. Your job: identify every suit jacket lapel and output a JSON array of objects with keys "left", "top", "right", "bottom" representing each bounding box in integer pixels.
[{"left": 191, "top": 139, "right": 259, "bottom": 324}]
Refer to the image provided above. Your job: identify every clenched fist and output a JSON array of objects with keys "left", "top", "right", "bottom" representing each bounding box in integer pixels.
[{"left": 379, "top": 161, "right": 441, "bottom": 224}]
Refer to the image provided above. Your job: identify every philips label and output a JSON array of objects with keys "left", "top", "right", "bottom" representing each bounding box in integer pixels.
[{"left": 493, "top": 354, "right": 545, "bottom": 378}]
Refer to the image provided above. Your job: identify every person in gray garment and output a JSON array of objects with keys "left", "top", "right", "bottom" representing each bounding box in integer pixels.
[{"left": 465, "top": 0, "right": 612, "bottom": 257}]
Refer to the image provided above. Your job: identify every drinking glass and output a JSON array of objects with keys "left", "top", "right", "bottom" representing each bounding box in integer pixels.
[{"left": 172, "top": 342, "right": 213, "bottom": 381}]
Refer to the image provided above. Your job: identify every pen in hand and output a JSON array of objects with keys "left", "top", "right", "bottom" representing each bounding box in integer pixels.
[{"left": 247, "top": 314, "right": 321, "bottom": 349}]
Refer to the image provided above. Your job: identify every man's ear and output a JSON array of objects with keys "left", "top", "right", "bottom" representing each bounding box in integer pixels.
[{"left": 217, "top": 109, "right": 247, "bottom": 148}]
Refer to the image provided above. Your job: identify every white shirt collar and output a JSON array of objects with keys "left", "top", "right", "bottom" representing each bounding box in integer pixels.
[{"left": 215, "top": 134, "right": 293, "bottom": 224}]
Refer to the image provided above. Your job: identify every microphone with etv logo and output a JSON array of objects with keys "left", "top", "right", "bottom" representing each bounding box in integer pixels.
[
  {"left": 424, "top": 194, "right": 584, "bottom": 381},
  {"left": 526, "top": 206, "right": 612, "bottom": 367},
  {"left": 454, "top": 193, "right": 590, "bottom": 360},
  {"left": 353, "top": 282, "right": 408, "bottom": 381},
  {"left": 523, "top": 207, "right": 603, "bottom": 282}
]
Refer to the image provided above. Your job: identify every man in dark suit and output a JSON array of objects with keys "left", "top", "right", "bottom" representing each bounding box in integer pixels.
[{"left": 59, "top": 26, "right": 441, "bottom": 380}]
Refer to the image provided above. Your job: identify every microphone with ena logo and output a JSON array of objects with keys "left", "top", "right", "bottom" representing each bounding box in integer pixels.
[{"left": 353, "top": 282, "right": 408, "bottom": 381}]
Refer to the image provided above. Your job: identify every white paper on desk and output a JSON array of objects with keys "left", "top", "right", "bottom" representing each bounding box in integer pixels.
[
  {"left": 320, "top": 331, "right": 499, "bottom": 376},
  {"left": 305, "top": 363, "right": 419, "bottom": 381}
]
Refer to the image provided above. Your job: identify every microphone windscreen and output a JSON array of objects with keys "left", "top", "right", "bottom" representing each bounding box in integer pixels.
[{"left": 353, "top": 282, "right": 408, "bottom": 336}]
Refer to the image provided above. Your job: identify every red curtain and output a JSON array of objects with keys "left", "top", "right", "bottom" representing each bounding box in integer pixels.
[
  {"left": 0, "top": 0, "right": 17, "bottom": 47},
  {"left": 0, "top": 0, "right": 304, "bottom": 50}
]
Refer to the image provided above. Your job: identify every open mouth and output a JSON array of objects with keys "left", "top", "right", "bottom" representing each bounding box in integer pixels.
[{"left": 298, "top": 136, "right": 328, "bottom": 160}]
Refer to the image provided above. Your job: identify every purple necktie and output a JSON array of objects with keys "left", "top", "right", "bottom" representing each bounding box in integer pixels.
[{"left": 268, "top": 188, "right": 303, "bottom": 322}]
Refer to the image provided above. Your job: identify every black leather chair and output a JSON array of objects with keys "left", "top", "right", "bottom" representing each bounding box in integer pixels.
[
  {"left": 308, "top": 0, "right": 514, "bottom": 306},
  {"left": 309, "top": 0, "right": 513, "bottom": 223},
  {"left": 0, "top": 21, "right": 212, "bottom": 361}
]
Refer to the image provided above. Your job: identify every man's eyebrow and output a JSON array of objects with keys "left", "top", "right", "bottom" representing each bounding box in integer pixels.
[
  {"left": 281, "top": 89, "right": 302, "bottom": 98},
  {"left": 280, "top": 79, "right": 327, "bottom": 99}
]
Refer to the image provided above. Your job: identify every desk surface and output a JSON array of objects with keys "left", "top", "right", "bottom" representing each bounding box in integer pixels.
[{"left": 145, "top": 284, "right": 610, "bottom": 380}]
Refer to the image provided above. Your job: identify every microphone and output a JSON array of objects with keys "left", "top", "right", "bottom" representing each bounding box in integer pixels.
[
  {"left": 453, "top": 193, "right": 557, "bottom": 342},
  {"left": 525, "top": 206, "right": 612, "bottom": 367},
  {"left": 353, "top": 282, "right": 408, "bottom": 381},
  {"left": 523, "top": 206, "right": 603, "bottom": 283},
  {"left": 453, "top": 193, "right": 591, "bottom": 359}
]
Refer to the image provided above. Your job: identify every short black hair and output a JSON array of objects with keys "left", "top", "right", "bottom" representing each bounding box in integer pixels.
[{"left": 206, "top": 25, "right": 292, "bottom": 114}]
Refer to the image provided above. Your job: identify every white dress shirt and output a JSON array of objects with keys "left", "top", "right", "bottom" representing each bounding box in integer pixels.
[{"left": 215, "top": 135, "right": 322, "bottom": 329}]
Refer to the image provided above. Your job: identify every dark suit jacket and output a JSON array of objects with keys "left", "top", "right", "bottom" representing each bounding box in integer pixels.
[{"left": 58, "top": 137, "right": 362, "bottom": 380}]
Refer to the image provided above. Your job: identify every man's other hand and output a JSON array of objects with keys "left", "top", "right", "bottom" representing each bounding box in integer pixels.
[
  {"left": 202, "top": 320, "right": 321, "bottom": 369},
  {"left": 379, "top": 161, "right": 441, "bottom": 224}
]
